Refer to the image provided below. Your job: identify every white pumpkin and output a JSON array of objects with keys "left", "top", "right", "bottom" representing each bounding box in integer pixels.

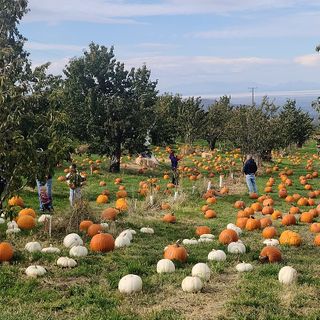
[
  {"left": 198, "top": 238, "right": 213, "bottom": 243},
  {"left": 192, "top": 263, "right": 211, "bottom": 281},
  {"left": 25, "top": 265, "right": 46, "bottom": 277},
  {"left": 25, "top": 242, "right": 42, "bottom": 253},
  {"left": 140, "top": 227, "right": 154, "bottom": 234},
  {"left": 100, "top": 222, "right": 109, "bottom": 230},
  {"left": 6, "top": 227, "right": 21, "bottom": 234},
  {"left": 7, "top": 221, "right": 18, "bottom": 229},
  {"left": 156, "top": 259, "right": 175, "bottom": 273},
  {"left": 69, "top": 245, "right": 88, "bottom": 257},
  {"left": 41, "top": 245, "right": 61, "bottom": 254},
  {"left": 278, "top": 266, "right": 298, "bottom": 285},
  {"left": 115, "top": 235, "right": 131, "bottom": 248},
  {"left": 181, "top": 276, "right": 203, "bottom": 293},
  {"left": 227, "top": 242, "right": 246, "bottom": 254},
  {"left": 118, "top": 230, "right": 133, "bottom": 241},
  {"left": 127, "top": 229, "right": 136, "bottom": 235},
  {"left": 38, "top": 214, "right": 52, "bottom": 223},
  {"left": 63, "top": 233, "right": 83, "bottom": 248},
  {"left": 0, "top": 217, "right": 5, "bottom": 224},
  {"left": 227, "top": 223, "right": 242, "bottom": 235},
  {"left": 199, "top": 234, "right": 215, "bottom": 239},
  {"left": 182, "top": 238, "right": 199, "bottom": 245},
  {"left": 263, "top": 238, "right": 279, "bottom": 247},
  {"left": 118, "top": 274, "right": 143, "bottom": 294},
  {"left": 236, "top": 262, "right": 253, "bottom": 272},
  {"left": 207, "top": 249, "right": 226, "bottom": 262},
  {"left": 57, "top": 257, "right": 77, "bottom": 268}
]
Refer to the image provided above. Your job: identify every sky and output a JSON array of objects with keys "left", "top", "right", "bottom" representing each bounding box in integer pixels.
[{"left": 20, "top": 0, "right": 320, "bottom": 102}]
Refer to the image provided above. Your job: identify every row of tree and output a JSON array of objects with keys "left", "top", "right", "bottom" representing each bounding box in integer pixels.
[{"left": 0, "top": 0, "right": 317, "bottom": 201}]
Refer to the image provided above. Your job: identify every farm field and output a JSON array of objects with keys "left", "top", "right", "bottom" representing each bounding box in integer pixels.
[{"left": 1, "top": 142, "right": 320, "bottom": 320}]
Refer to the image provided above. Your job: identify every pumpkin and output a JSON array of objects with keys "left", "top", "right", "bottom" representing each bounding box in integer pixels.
[
  {"left": 245, "top": 217, "right": 261, "bottom": 231},
  {"left": 79, "top": 220, "right": 93, "bottom": 232},
  {"left": 260, "top": 217, "right": 272, "bottom": 228},
  {"left": 101, "top": 208, "right": 119, "bottom": 221},
  {"left": 219, "top": 229, "right": 238, "bottom": 244},
  {"left": 234, "top": 200, "right": 246, "bottom": 209},
  {"left": 161, "top": 203, "right": 171, "bottom": 210},
  {"left": 278, "top": 266, "right": 297, "bottom": 285},
  {"left": 63, "top": 233, "right": 83, "bottom": 248},
  {"left": 99, "top": 181, "right": 107, "bottom": 187},
  {"left": 310, "top": 223, "right": 320, "bottom": 233},
  {"left": 38, "top": 214, "right": 52, "bottom": 223},
  {"left": 263, "top": 239, "right": 279, "bottom": 247},
  {"left": 204, "top": 209, "right": 216, "bottom": 219},
  {"left": 259, "top": 246, "right": 282, "bottom": 263},
  {"left": 249, "top": 193, "right": 259, "bottom": 199},
  {"left": 207, "top": 249, "right": 226, "bottom": 261},
  {"left": 115, "top": 234, "right": 131, "bottom": 248},
  {"left": 263, "top": 198, "right": 274, "bottom": 207},
  {"left": 285, "top": 195, "right": 295, "bottom": 203},
  {"left": 289, "top": 206, "right": 300, "bottom": 215},
  {"left": 278, "top": 189, "right": 288, "bottom": 198},
  {"left": 279, "top": 230, "right": 301, "bottom": 246},
  {"left": 236, "top": 262, "right": 253, "bottom": 272},
  {"left": 57, "top": 257, "right": 77, "bottom": 268},
  {"left": 281, "top": 214, "right": 296, "bottom": 226},
  {"left": 163, "top": 242, "right": 188, "bottom": 262},
  {"left": 96, "top": 194, "right": 108, "bottom": 204},
  {"left": 262, "top": 226, "right": 277, "bottom": 239},
  {"left": 115, "top": 198, "right": 128, "bottom": 211},
  {"left": 297, "top": 197, "right": 308, "bottom": 206},
  {"left": 118, "top": 274, "right": 143, "bottom": 294},
  {"left": 17, "top": 215, "right": 36, "bottom": 230},
  {"left": 116, "top": 190, "right": 127, "bottom": 198},
  {"left": 162, "top": 213, "right": 176, "bottom": 223},
  {"left": 69, "top": 245, "right": 88, "bottom": 257},
  {"left": 300, "top": 212, "right": 314, "bottom": 223},
  {"left": 25, "top": 242, "right": 42, "bottom": 253},
  {"left": 25, "top": 265, "right": 46, "bottom": 277},
  {"left": 140, "top": 227, "right": 154, "bottom": 234},
  {"left": 206, "top": 197, "right": 217, "bottom": 204},
  {"left": 0, "top": 242, "right": 14, "bottom": 262},
  {"left": 244, "top": 207, "right": 254, "bottom": 216},
  {"left": 19, "top": 208, "right": 36, "bottom": 218},
  {"left": 314, "top": 234, "right": 320, "bottom": 246},
  {"left": 271, "top": 210, "right": 282, "bottom": 220},
  {"left": 201, "top": 205, "right": 210, "bottom": 213},
  {"left": 181, "top": 276, "right": 203, "bottom": 293},
  {"left": 8, "top": 196, "right": 24, "bottom": 207},
  {"left": 226, "top": 223, "right": 242, "bottom": 235},
  {"left": 90, "top": 233, "right": 115, "bottom": 252},
  {"left": 156, "top": 259, "right": 175, "bottom": 273},
  {"left": 41, "top": 245, "right": 60, "bottom": 254},
  {"left": 236, "top": 217, "right": 248, "bottom": 229},
  {"left": 182, "top": 238, "right": 198, "bottom": 245},
  {"left": 227, "top": 241, "right": 246, "bottom": 254},
  {"left": 251, "top": 202, "right": 262, "bottom": 212},
  {"left": 262, "top": 205, "right": 274, "bottom": 215},
  {"left": 196, "top": 226, "right": 211, "bottom": 236},
  {"left": 191, "top": 263, "right": 211, "bottom": 281}
]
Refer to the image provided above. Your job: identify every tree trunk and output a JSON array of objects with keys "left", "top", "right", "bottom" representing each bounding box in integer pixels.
[
  {"left": 109, "top": 147, "right": 121, "bottom": 173},
  {"left": 261, "top": 150, "right": 272, "bottom": 162},
  {"left": 296, "top": 142, "right": 303, "bottom": 148}
]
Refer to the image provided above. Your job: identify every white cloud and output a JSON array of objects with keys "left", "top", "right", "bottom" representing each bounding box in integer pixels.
[
  {"left": 25, "top": 42, "right": 85, "bottom": 52},
  {"left": 24, "top": 0, "right": 320, "bottom": 24},
  {"left": 294, "top": 54, "right": 320, "bottom": 66}
]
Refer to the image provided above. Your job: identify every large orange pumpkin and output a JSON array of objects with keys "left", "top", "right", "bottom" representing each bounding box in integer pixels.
[
  {"left": 279, "top": 230, "right": 301, "bottom": 246},
  {"left": 96, "top": 194, "right": 108, "bottom": 204},
  {"left": 18, "top": 208, "right": 36, "bottom": 218},
  {"left": 236, "top": 217, "right": 248, "bottom": 229},
  {"left": 17, "top": 215, "right": 36, "bottom": 230},
  {"left": 90, "top": 233, "right": 115, "bottom": 252},
  {"left": 300, "top": 212, "right": 314, "bottom": 223},
  {"left": 314, "top": 234, "right": 320, "bottom": 246},
  {"left": 281, "top": 214, "right": 296, "bottom": 226},
  {"left": 115, "top": 198, "right": 128, "bottom": 211},
  {"left": 245, "top": 217, "right": 261, "bottom": 231},
  {"left": 101, "top": 208, "right": 119, "bottom": 221},
  {"left": 310, "top": 223, "right": 320, "bottom": 233},
  {"left": 218, "top": 229, "right": 238, "bottom": 244},
  {"left": 259, "top": 246, "right": 282, "bottom": 263},
  {"left": 0, "top": 242, "right": 14, "bottom": 262},
  {"left": 163, "top": 242, "right": 188, "bottom": 262}
]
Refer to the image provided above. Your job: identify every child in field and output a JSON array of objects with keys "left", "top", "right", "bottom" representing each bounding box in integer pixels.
[
  {"left": 39, "top": 185, "right": 53, "bottom": 212},
  {"left": 169, "top": 151, "right": 181, "bottom": 186},
  {"left": 66, "top": 164, "right": 86, "bottom": 207}
]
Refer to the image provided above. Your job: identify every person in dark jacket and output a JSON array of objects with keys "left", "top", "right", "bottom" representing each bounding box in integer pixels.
[
  {"left": 169, "top": 151, "right": 180, "bottom": 186},
  {"left": 243, "top": 155, "right": 258, "bottom": 194}
]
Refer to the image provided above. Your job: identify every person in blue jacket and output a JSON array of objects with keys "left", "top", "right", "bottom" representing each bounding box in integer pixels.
[{"left": 243, "top": 155, "right": 258, "bottom": 194}]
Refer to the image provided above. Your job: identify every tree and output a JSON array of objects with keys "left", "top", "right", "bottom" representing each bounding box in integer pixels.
[
  {"left": 279, "top": 99, "right": 314, "bottom": 148},
  {"left": 176, "top": 97, "right": 206, "bottom": 145},
  {"left": 0, "top": 0, "right": 71, "bottom": 202},
  {"left": 204, "top": 96, "right": 232, "bottom": 150},
  {"left": 64, "top": 43, "right": 158, "bottom": 172},
  {"left": 149, "top": 93, "right": 182, "bottom": 146}
]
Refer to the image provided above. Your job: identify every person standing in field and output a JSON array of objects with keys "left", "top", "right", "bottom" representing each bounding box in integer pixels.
[
  {"left": 243, "top": 155, "right": 258, "bottom": 194},
  {"left": 66, "top": 164, "right": 86, "bottom": 207},
  {"left": 169, "top": 151, "right": 180, "bottom": 186}
]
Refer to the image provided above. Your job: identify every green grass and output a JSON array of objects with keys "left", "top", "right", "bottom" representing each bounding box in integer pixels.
[{"left": 0, "top": 141, "right": 319, "bottom": 319}]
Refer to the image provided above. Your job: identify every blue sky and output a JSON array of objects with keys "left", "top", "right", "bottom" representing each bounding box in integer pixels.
[{"left": 20, "top": 0, "right": 320, "bottom": 100}]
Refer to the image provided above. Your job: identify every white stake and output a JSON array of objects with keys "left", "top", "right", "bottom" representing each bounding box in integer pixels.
[
  {"left": 230, "top": 172, "right": 234, "bottom": 179},
  {"left": 149, "top": 195, "right": 154, "bottom": 206},
  {"left": 207, "top": 181, "right": 211, "bottom": 191},
  {"left": 48, "top": 216, "right": 52, "bottom": 238},
  {"left": 134, "top": 199, "right": 137, "bottom": 210},
  {"left": 219, "top": 175, "right": 223, "bottom": 188},
  {"left": 174, "top": 191, "right": 178, "bottom": 201},
  {"left": 192, "top": 185, "right": 196, "bottom": 194}
]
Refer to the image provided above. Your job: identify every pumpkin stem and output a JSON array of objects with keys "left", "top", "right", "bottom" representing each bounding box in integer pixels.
[{"left": 176, "top": 239, "right": 182, "bottom": 246}]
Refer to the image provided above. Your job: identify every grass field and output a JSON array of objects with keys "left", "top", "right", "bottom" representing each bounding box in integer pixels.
[{"left": 0, "top": 142, "right": 319, "bottom": 320}]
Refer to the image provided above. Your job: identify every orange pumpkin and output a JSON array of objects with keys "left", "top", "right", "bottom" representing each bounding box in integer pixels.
[
  {"left": 196, "top": 226, "right": 211, "bottom": 236},
  {"left": 115, "top": 198, "right": 128, "bottom": 211},
  {"left": 90, "top": 233, "right": 115, "bottom": 252},
  {"left": 300, "top": 212, "right": 314, "bottom": 223},
  {"left": 218, "top": 229, "right": 238, "bottom": 244},
  {"left": 18, "top": 208, "right": 36, "bottom": 218},
  {"left": 310, "top": 223, "right": 320, "bottom": 233},
  {"left": 289, "top": 206, "right": 300, "bottom": 215},
  {"left": 17, "top": 215, "right": 35, "bottom": 230},
  {"left": 101, "top": 208, "right": 119, "bottom": 221},
  {"left": 271, "top": 210, "right": 282, "bottom": 220},
  {"left": 279, "top": 230, "right": 301, "bottom": 246},
  {"left": 0, "top": 242, "right": 14, "bottom": 262},
  {"left": 236, "top": 217, "right": 248, "bottom": 229},
  {"left": 162, "top": 213, "right": 176, "bottom": 223},
  {"left": 260, "top": 217, "right": 272, "bottom": 228},
  {"left": 259, "top": 246, "right": 282, "bottom": 263},
  {"left": 245, "top": 217, "right": 261, "bottom": 231},
  {"left": 262, "top": 226, "right": 277, "bottom": 239},
  {"left": 314, "top": 234, "right": 320, "bottom": 246},
  {"left": 262, "top": 205, "right": 274, "bottom": 215},
  {"left": 87, "top": 224, "right": 103, "bottom": 237},
  {"left": 163, "top": 242, "right": 188, "bottom": 262},
  {"left": 8, "top": 196, "right": 24, "bottom": 207},
  {"left": 251, "top": 202, "right": 263, "bottom": 212},
  {"left": 204, "top": 209, "right": 216, "bottom": 219},
  {"left": 96, "top": 195, "right": 108, "bottom": 204},
  {"left": 116, "top": 190, "right": 128, "bottom": 198},
  {"left": 281, "top": 214, "right": 296, "bottom": 226},
  {"left": 79, "top": 220, "right": 93, "bottom": 232},
  {"left": 234, "top": 200, "right": 246, "bottom": 209},
  {"left": 161, "top": 203, "right": 171, "bottom": 210}
]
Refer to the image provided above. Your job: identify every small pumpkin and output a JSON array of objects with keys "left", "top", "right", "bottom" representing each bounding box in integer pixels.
[
  {"left": 181, "top": 276, "right": 203, "bottom": 293},
  {"left": 259, "top": 246, "right": 282, "bottom": 263},
  {"left": 191, "top": 263, "right": 211, "bottom": 281},
  {"left": 219, "top": 229, "right": 238, "bottom": 245},
  {"left": 195, "top": 226, "right": 211, "bottom": 236},
  {"left": 262, "top": 226, "right": 277, "bottom": 239},
  {"left": 163, "top": 241, "right": 188, "bottom": 262},
  {"left": 281, "top": 214, "right": 296, "bottom": 226},
  {"left": 96, "top": 194, "right": 108, "bottom": 204},
  {"left": 101, "top": 208, "right": 119, "bottom": 221},
  {"left": 162, "top": 213, "right": 176, "bottom": 223}
]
